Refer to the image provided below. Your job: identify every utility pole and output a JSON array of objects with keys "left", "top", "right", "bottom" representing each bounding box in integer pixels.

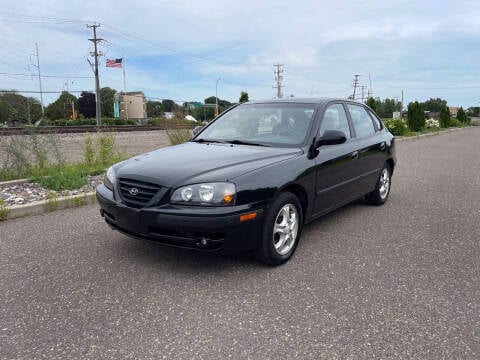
[
  {"left": 367, "top": 74, "right": 372, "bottom": 99},
  {"left": 401, "top": 89, "right": 404, "bottom": 120},
  {"left": 215, "top": 77, "right": 221, "bottom": 117},
  {"left": 34, "top": 43, "right": 44, "bottom": 117},
  {"left": 352, "top": 74, "right": 360, "bottom": 101},
  {"left": 87, "top": 24, "right": 103, "bottom": 126},
  {"left": 362, "top": 85, "right": 368, "bottom": 103},
  {"left": 273, "top": 64, "right": 284, "bottom": 99}
]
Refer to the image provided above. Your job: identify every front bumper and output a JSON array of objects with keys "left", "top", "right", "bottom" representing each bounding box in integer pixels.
[{"left": 96, "top": 184, "right": 265, "bottom": 253}]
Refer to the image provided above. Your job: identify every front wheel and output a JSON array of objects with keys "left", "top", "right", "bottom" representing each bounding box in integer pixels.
[
  {"left": 255, "top": 192, "right": 303, "bottom": 266},
  {"left": 365, "top": 164, "right": 391, "bottom": 205}
]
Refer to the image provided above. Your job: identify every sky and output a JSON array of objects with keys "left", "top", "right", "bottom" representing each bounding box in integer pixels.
[{"left": 1, "top": 0, "right": 480, "bottom": 108}]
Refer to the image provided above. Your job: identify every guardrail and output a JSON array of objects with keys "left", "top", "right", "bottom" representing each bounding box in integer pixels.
[{"left": 0, "top": 124, "right": 195, "bottom": 136}]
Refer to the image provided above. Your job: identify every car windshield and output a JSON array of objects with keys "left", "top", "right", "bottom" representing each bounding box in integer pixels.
[{"left": 194, "top": 103, "right": 316, "bottom": 147}]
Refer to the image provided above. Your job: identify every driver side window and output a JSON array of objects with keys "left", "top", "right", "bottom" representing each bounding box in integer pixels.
[{"left": 318, "top": 104, "right": 351, "bottom": 139}]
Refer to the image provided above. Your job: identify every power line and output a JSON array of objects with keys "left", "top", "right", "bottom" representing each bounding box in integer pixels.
[
  {"left": 0, "top": 89, "right": 93, "bottom": 94},
  {"left": 0, "top": 72, "right": 94, "bottom": 79},
  {"left": 102, "top": 24, "right": 269, "bottom": 67},
  {"left": 0, "top": 11, "right": 94, "bottom": 24},
  {"left": 374, "top": 85, "right": 480, "bottom": 90}
]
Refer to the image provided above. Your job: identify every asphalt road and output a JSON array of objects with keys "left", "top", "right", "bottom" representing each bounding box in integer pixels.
[{"left": 1, "top": 128, "right": 479, "bottom": 359}]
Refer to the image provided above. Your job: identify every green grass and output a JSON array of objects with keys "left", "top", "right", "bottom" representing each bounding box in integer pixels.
[
  {"left": 0, "top": 131, "right": 124, "bottom": 191},
  {"left": 0, "top": 156, "right": 124, "bottom": 190}
]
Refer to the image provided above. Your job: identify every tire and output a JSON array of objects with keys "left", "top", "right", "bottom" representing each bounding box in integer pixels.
[
  {"left": 365, "top": 163, "right": 392, "bottom": 205},
  {"left": 255, "top": 192, "right": 303, "bottom": 266}
]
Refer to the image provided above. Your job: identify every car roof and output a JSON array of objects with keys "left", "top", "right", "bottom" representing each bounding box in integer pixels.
[{"left": 244, "top": 97, "right": 356, "bottom": 106}]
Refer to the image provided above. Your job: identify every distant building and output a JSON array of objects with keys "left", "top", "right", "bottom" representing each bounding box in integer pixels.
[
  {"left": 114, "top": 92, "right": 147, "bottom": 119},
  {"left": 449, "top": 107, "right": 459, "bottom": 117}
]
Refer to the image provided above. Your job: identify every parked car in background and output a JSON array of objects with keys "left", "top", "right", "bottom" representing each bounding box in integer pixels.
[{"left": 97, "top": 98, "right": 396, "bottom": 265}]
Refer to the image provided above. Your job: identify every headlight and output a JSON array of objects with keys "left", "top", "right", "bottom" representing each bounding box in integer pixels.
[
  {"left": 171, "top": 182, "right": 236, "bottom": 206},
  {"left": 104, "top": 166, "right": 116, "bottom": 190}
]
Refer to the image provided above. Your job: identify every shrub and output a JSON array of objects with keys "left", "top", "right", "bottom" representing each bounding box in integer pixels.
[
  {"left": 425, "top": 118, "right": 440, "bottom": 129},
  {"left": 166, "top": 128, "right": 192, "bottom": 145},
  {"left": 449, "top": 118, "right": 462, "bottom": 127},
  {"left": 0, "top": 129, "right": 63, "bottom": 180},
  {"left": 407, "top": 101, "right": 425, "bottom": 132},
  {"left": 439, "top": 106, "right": 450, "bottom": 128},
  {"left": 456, "top": 107, "right": 470, "bottom": 125},
  {"left": 83, "top": 135, "right": 95, "bottom": 165},
  {"left": 96, "top": 132, "right": 116, "bottom": 165},
  {"left": 384, "top": 118, "right": 408, "bottom": 136}
]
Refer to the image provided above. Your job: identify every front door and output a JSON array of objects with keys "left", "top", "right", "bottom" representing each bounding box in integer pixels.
[{"left": 313, "top": 103, "right": 359, "bottom": 216}]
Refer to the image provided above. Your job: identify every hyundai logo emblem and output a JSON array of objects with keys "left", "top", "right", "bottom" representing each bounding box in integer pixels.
[{"left": 129, "top": 187, "right": 139, "bottom": 196}]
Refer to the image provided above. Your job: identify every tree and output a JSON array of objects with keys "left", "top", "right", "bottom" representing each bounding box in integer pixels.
[
  {"left": 100, "top": 87, "right": 116, "bottom": 118},
  {"left": 204, "top": 96, "right": 231, "bottom": 107},
  {"left": 239, "top": 91, "right": 249, "bottom": 103},
  {"left": 45, "top": 91, "right": 78, "bottom": 120},
  {"left": 366, "top": 97, "right": 377, "bottom": 112},
  {"left": 374, "top": 98, "right": 402, "bottom": 118},
  {"left": 78, "top": 92, "right": 96, "bottom": 118},
  {"left": 161, "top": 99, "right": 177, "bottom": 112},
  {"left": 423, "top": 98, "right": 447, "bottom": 112},
  {"left": 407, "top": 101, "right": 425, "bottom": 132},
  {"left": 0, "top": 99, "right": 14, "bottom": 123},
  {"left": 456, "top": 107, "right": 468, "bottom": 124},
  {"left": 466, "top": 107, "right": 479, "bottom": 117},
  {"left": 439, "top": 105, "right": 450, "bottom": 128},
  {"left": 146, "top": 100, "right": 163, "bottom": 117},
  {"left": 0, "top": 92, "right": 42, "bottom": 123}
]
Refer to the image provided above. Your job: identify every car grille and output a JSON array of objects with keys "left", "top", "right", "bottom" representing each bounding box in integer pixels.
[{"left": 118, "top": 178, "right": 162, "bottom": 208}]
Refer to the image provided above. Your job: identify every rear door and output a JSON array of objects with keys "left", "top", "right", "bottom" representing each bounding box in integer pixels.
[
  {"left": 345, "top": 103, "right": 387, "bottom": 196},
  {"left": 313, "top": 102, "right": 359, "bottom": 215}
]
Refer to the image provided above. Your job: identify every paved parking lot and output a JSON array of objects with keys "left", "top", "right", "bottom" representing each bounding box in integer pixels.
[{"left": 1, "top": 128, "right": 479, "bottom": 359}]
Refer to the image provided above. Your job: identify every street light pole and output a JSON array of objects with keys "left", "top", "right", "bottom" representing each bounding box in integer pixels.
[{"left": 215, "top": 77, "right": 221, "bottom": 117}]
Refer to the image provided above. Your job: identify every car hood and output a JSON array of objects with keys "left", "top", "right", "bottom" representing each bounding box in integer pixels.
[{"left": 115, "top": 142, "right": 303, "bottom": 188}]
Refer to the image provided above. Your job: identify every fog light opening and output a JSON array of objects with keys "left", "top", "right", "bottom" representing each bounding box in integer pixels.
[
  {"left": 240, "top": 212, "right": 257, "bottom": 222},
  {"left": 196, "top": 237, "right": 210, "bottom": 247}
]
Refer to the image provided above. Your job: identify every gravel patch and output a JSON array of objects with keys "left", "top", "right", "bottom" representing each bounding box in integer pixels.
[{"left": 0, "top": 175, "right": 103, "bottom": 206}]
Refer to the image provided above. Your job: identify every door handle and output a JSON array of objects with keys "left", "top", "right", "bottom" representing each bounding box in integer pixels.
[{"left": 351, "top": 151, "right": 359, "bottom": 159}]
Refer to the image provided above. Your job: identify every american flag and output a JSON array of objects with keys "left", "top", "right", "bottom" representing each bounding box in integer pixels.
[{"left": 106, "top": 58, "right": 123, "bottom": 68}]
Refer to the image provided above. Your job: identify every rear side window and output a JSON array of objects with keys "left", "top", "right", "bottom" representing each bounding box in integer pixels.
[
  {"left": 347, "top": 104, "right": 376, "bottom": 138},
  {"left": 367, "top": 109, "right": 383, "bottom": 131},
  {"left": 318, "top": 103, "right": 351, "bottom": 139}
]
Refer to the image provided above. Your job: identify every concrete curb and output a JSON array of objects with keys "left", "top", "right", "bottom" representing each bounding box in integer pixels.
[
  {"left": 2, "top": 192, "right": 96, "bottom": 220},
  {"left": 0, "top": 178, "right": 30, "bottom": 186},
  {"left": 395, "top": 126, "right": 468, "bottom": 142}
]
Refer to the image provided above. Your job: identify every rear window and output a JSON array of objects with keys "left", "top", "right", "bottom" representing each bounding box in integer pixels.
[
  {"left": 347, "top": 104, "right": 376, "bottom": 138},
  {"left": 367, "top": 109, "right": 383, "bottom": 131}
]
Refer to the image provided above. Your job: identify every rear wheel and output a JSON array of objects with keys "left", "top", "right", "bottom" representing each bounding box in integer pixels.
[
  {"left": 255, "top": 192, "right": 303, "bottom": 266},
  {"left": 366, "top": 164, "right": 391, "bottom": 205}
]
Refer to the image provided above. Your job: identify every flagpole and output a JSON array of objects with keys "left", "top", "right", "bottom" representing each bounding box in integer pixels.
[{"left": 122, "top": 56, "right": 128, "bottom": 120}]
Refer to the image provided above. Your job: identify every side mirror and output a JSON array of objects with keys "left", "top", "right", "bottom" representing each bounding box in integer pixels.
[
  {"left": 314, "top": 130, "right": 347, "bottom": 148},
  {"left": 192, "top": 125, "right": 204, "bottom": 136}
]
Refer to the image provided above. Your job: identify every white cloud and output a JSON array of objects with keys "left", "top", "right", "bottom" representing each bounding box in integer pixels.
[{"left": 1, "top": 0, "right": 480, "bottom": 107}]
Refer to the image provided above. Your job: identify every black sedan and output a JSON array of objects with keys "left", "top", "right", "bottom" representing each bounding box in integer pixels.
[{"left": 96, "top": 98, "right": 396, "bottom": 265}]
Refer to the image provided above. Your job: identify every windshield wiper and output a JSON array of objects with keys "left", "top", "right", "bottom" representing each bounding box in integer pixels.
[
  {"left": 225, "top": 140, "right": 270, "bottom": 147},
  {"left": 191, "top": 138, "right": 227, "bottom": 144}
]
